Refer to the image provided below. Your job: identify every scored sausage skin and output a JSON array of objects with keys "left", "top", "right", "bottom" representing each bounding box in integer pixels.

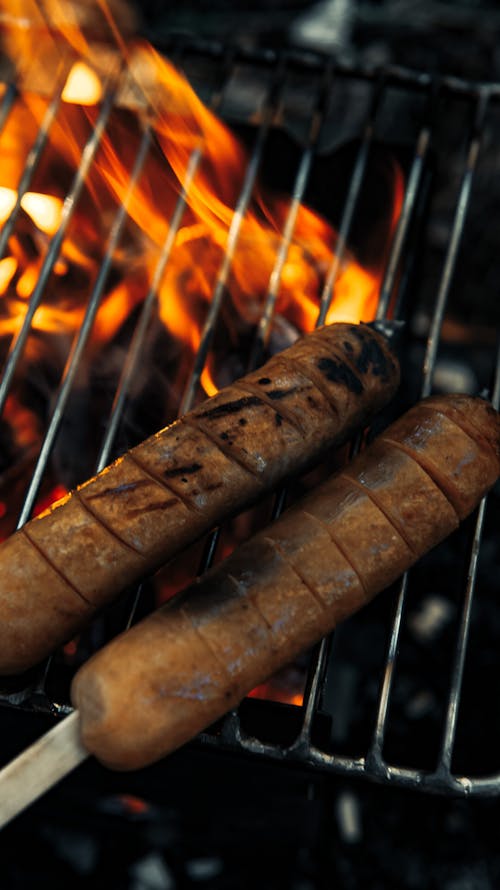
[
  {"left": 0, "top": 323, "right": 399, "bottom": 675},
  {"left": 71, "top": 394, "right": 500, "bottom": 771}
]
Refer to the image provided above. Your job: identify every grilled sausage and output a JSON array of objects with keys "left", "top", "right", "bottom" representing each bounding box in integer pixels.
[
  {"left": 0, "top": 322, "right": 399, "bottom": 675},
  {"left": 71, "top": 394, "right": 500, "bottom": 771}
]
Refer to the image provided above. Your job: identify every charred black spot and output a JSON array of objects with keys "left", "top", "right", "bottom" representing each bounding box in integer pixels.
[
  {"left": 343, "top": 340, "right": 354, "bottom": 353},
  {"left": 220, "top": 432, "right": 230, "bottom": 441},
  {"left": 239, "top": 417, "right": 247, "bottom": 426},
  {"left": 357, "top": 337, "right": 391, "bottom": 379},
  {"left": 205, "top": 481, "right": 223, "bottom": 491},
  {"left": 86, "top": 479, "right": 150, "bottom": 500},
  {"left": 275, "top": 413, "right": 283, "bottom": 426},
  {"left": 317, "top": 357, "right": 364, "bottom": 394},
  {"left": 125, "top": 498, "right": 179, "bottom": 518},
  {"left": 266, "top": 387, "right": 298, "bottom": 401},
  {"left": 197, "top": 395, "right": 262, "bottom": 420},
  {"left": 164, "top": 463, "right": 202, "bottom": 479},
  {"left": 347, "top": 326, "right": 394, "bottom": 381},
  {"left": 258, "top": 377, "right": 271, "bottom": 385}
]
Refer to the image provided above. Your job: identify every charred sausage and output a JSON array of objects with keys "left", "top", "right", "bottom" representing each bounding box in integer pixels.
[
  {"left": 0, "top": 322, "right": 399, "bottom": 674},
  {"left": 71, "top": 394, "right": 500, "bottom": 771}
]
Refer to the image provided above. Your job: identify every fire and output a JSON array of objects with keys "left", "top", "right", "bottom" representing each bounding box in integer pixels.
[
  {"left": 0, "top": 186, "right": 63, "bottom": 232},
  {"left": 0, "top": 185, "right": 16, "bottom": 222},
  {"left": 62, "top": 61, "right": 102, "bottom": 105},
  {"left": 0, "top": 12, "right": 403, "bottom": 400},
  {"left": 19, "top": 192, "right": 63, "bottom": 234}
]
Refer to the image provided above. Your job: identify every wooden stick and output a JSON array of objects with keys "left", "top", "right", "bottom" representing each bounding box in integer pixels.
[{"left": 0, "top": 711, "right": 88, "bottom": 829}]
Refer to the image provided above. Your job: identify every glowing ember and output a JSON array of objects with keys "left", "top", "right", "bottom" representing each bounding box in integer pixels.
[
  {"left": 62, "top": 61, "right": 102, "bottom": 105},
  {"left": 0, "top": 186, "right": 63, "bottom": 233},
  {"left": 21, "top": 191, "right": 63, "bottom": 234},
  {"left": 0, "top": 257, "right": 17, "bottom": 294},
  {"left": 0, "top": 185, "right": 16, "bottom": 222}
]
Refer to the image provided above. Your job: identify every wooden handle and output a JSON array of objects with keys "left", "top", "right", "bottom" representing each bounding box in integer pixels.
[{"left": 0, "top": 711, "right": 87, "bottom": 829}]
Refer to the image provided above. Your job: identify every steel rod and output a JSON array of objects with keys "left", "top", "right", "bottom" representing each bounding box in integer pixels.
[
  {"left": 0, "top": 79, "right": 120, "bottom": 416},
  {"left": 250, "top": 64, "right": 334, "bottom": 365},
  {"left": 96, "top": 142, "right": 203, "bottom": 472},
  {"left": 366, "top": 90, "right": 490, "bottom": 762},
  {"left": 96, "top": 60, "right": 232, "bottom": 471},
  {"left": 368, "top": 574, "right": 409, "bottom": 762},
  {"left": 375, "top": 126, "right": 431, "bottom": 321},
  {"left": 0, "top": 82, "right": 17, "bottom": 137},
  {"left": 0, "top": 69, "right": 67, "bottom": 263},
  {"left": 421, "top": 89, "right": 489, "bottom": 398},
  {"left": 16, "top": 125, "right": 153, "bottom": 526},
  {"left": 178, "top": 61, "right": 286, "bottom": 416},
  {"left": 316, "top": 77, "right": 385, "bottom": 326},
  {"left": 435, "top": 341, "right": 500, "bottom": 773}
]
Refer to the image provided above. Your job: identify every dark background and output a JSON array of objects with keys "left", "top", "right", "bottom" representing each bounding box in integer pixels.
[{"left": 1, "top": 2, "right": 500, "bottom": 887}]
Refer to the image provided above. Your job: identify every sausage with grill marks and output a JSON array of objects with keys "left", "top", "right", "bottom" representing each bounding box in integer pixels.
[
  {"left": 0, "top": 322, "right": 399, "bottom": 675},
  {"left": 71, "top": 394, "right": 500, "bottom": 771}
]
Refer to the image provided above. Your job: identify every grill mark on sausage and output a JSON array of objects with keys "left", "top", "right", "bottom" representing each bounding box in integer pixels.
[
  {"left": 21, "top": 525, "right": 93, "bottom": 607},
  {"left": 183, "top": 417, "right": 267, "bottom": 488},
  {"left": 196, "top": 394, "right": 262, "bottom": 420},
  {"left": 227, "top": 572, "right": 276, "bottom": 637},
  {"left": 264, "top": 534, "right": 328, "bottom": 614},
  {"left": 435, "top": 406, "right": 500, "bottom": 465},
  {"left": 234, "top": 380, "right": 304, "bottom": 433},
  {"left": 82, "top": 479, "right": 151, "bottom": 499},
  {"left": 74, "top": 489, "right": 148, "bottom": 556},
  {"left": 300, "top": 508, "right": 370, "bottom": 605},
  {"left": 338, "top": 469, "right": 420, "bottom": 556},
  {"left": 317, "top": 357, "right": 364, "bottom": 395},
  {"left": 163, "top": 463, "right": 203, "bottom": 479},
  {"left": 347, "top": 325, "right": 395, "bottom": 381},
  {"left": 179, "top": 603, "right": 235, "bottom": 682},
  {"left": 276, "top": 353, "right": 343, "bottom": 420},
  {"left": 126, "top": 450, "right": 204, "bottom": 516},
  {"left": 379, "top": 436, "right": 462, "bottom": 522}
]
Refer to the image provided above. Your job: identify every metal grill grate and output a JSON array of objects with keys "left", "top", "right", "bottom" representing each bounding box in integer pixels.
[{"left": 0, "top": 37, "right": 499, "bottom": 797}]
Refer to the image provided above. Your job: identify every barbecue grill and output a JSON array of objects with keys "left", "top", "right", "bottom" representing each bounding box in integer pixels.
[{"left": 0, "top": 15, "right": 499, "bottom": 831}]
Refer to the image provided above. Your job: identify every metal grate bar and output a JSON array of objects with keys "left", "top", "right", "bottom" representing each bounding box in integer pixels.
[
  {"left": 250, "top": 61, "right": 335, "bottom": 366},
  {"left": 368, "top": 574, "right": 409, "bottom": 768},
  {"left": 364, "top": 94, "right": 489, "bottom": 779},
  {"left": 0, "top": 68, "right": 67, "bottom": 263},
  {"left": 0, "top": 81, "right": 17, "bottom": 137},
  {"left": 16, "top": 123, "right": 153, "bottom": 528},
  {"left": 375, "top": 117, "right": 432, "bottom": 321},
  {"left": 316, "top": 75, "right": 385, "bottom": 326},
  {"left": 421, "top": 88, "right": 490, "bottom": 398},
  {"left": 178, "top": 58, "right": 286, "bottom": 416},
  {"left": 292, "top": 637, "right": 331, "bottom": 748},
  {"left": 434, "top": 342, "right": 500, "bottom": 777},
  {"left": 0, "top": 76, "right": 120, "bottom": 416},
  {"left": 96, "top": 56, "right": 233, "bottom": 473}
]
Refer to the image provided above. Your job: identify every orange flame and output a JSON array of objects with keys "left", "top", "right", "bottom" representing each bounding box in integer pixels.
[{"left": 0, "top": 5, "right": 403, "bottom": 392}]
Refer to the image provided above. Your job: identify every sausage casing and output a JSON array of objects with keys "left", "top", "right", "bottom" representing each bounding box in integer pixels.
[
  {"left": 71, "top": 394, "right": 500, "bottom": 771},
  {"left": 0, "top": 322, "right": 399, "bottom": 674}
]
